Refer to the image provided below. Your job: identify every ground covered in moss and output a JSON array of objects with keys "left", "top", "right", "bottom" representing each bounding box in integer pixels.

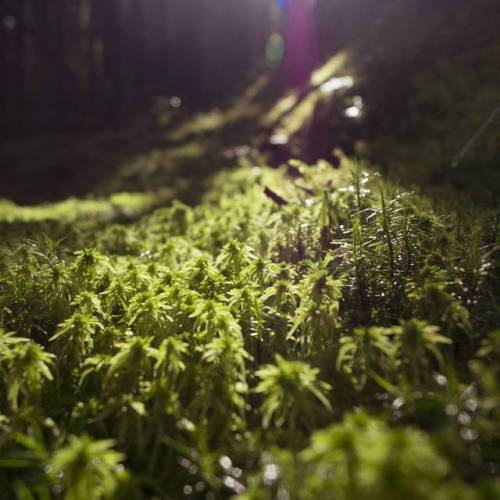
[
  {"left": 0, "top": 154, "right": 499, "bottom": 498},
  {"left": 1, "top": 10, "right": 500, "bottom": 496}
]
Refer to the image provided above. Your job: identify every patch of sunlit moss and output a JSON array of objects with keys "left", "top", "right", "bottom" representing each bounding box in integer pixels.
[
  {"left": 241, "top": 74, "right": 271, "bottom": 102},
  {"left": 112, "top": 142, "right": 205, "bottom": 189},
  {"left": 170, "top": 110, "right": 226, "bottom": 141},
  {"left": 153, "top": 97, "right": 176, "bottom": 128},
  {"left": 157, "top": 110, "right": 174, "bottom": 128},
  {"left": 0, "top": 193, "right": 159, "bottom": 223},
  {"left": 310, "top": 51, "right": 349, "bottom": 87},
  {"left": 205, "top": 161, "right": 347, "bottom": 210},
  {"left": 170, "top": 101, "right": 260, "bottom": 142},
  {"left": 108, "top": 193, "right": 160, "bottom": 215},
  {"left": 276, "top": 90, "right": 325, "bottom": 136},
  {"left": 168, "top": 76, "right": 269, "bottom": 143},
  {"left": 262, "top": 91, "right": 300, "bottom": 127},
  {"left": 167, "top": 142, "right": 206, "bottom": 161}
]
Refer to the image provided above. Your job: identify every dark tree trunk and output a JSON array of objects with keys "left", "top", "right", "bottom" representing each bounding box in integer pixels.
[
  {"left": 14, "top": 0, "right": 26, "bottom": 114},
  {"left": 86, "top": 0, "right": 97, "bottom": 103},
  {"left": 100, "top": 0, "right": 123, "bottom": 116},
  {"left": 155, "top": 0, "right": 169, "bottom": 92},
  {"left": 127, "top": 0, "right": 146, "bottom": 101},
  {"left": 0, "top": 8, "right": 7, "bottom": 120},
  {"left": 52, "top": 0, "right": 67, "bottom": 127}
]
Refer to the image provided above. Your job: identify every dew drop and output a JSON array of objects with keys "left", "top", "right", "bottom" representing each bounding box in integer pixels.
[
  {"left": 392, "top": 397, "right": 405, "bottom": 410},
  {"left": 263, "top": 463, "right": 280, "bottom": 485},
  {"left": 445, "top": 404, "right": 458, "bottom": 416},
  {"left": 434, "top": 373, "right": 448, "bottom": 387},
  {"left": 465, "top": 399, "right": 478, "bottom": 412},
  {"left": 458, "top": 412, "right": 472, "bottom": 426},
  {"left": 219, "top": 455, "right": 232, "bottom": 470},
  {"left": 460, "top": 428, "right": 478, "bottom": 442}
]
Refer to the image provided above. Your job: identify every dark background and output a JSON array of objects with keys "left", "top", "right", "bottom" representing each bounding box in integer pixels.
[
  {"left": 0, "top": 0, "right": 424, "bottom": 133},
  {"left": 1, "top": 0, "right": 499, "bottom": 206}
]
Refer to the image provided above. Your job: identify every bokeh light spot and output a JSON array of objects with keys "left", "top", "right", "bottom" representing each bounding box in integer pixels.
[
  {"left": 320, "top": 76, "right": 354, "bottom": 94},
  {"left": 345, "top": 98, "right": 363, "bottom": 119},
  {"left": 270, "top": 133, "right": 289, "bottom": 145},
  {"left": 169, "top": 96, "right": 182, "bottom": 109},
  {"left": 3, "top": 15, "right": 16, "bottom": 30}
]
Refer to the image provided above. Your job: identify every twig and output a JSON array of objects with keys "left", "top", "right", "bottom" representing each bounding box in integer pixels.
[{"left": 452, "top": 100, "right": 500, "bottom": 168}]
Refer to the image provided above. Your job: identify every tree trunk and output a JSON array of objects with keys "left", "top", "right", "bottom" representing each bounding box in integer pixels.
[
  {"left": 52, "top": 0, "right": 67, "bottom": 128},
  {"left": 0, "top": 7, "right": 7, "bottom": 121},
  {"left": 14, "top": 0, "right": 26, "bottom": 115}
]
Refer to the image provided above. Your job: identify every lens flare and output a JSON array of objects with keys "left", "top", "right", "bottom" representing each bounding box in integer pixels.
[
  {"left": 283, "top": 0, "right": 318, "bottom": 88},
  {"left": 266, "top": 33, "right": 285, "bottom": 68}
]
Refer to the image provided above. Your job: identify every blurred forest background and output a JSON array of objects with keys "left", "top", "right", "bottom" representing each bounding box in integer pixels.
[
  {"left": 0, "top": 0, "right": 499, "bottom": 204},
  {"left": 0, "top": 0, "right": 465, "bottom": 132},
  {"left": 0, "top": 4, "right": 500, "bottom": 497}
]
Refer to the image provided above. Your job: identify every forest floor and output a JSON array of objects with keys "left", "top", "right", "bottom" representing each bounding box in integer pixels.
[{"left": 1, "top": 28, "right": 500, "bottom": 499}]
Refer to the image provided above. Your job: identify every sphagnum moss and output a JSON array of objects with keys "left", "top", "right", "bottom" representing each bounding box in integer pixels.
[{"left": 0, "top": 163, "right": 498, "bottom": 499}]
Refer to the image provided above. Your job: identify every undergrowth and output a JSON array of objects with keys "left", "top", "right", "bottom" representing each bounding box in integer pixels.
[{"left": 0, "top": 159, "right": 499, "bottom": 499}]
